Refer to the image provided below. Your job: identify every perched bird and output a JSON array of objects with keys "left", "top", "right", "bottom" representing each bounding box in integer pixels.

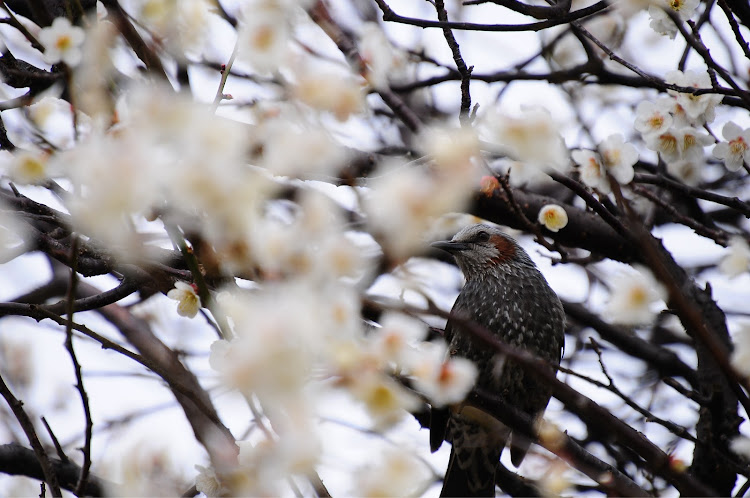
[{"left": 430, "top": 224, "right": 565, "bottom": 497}]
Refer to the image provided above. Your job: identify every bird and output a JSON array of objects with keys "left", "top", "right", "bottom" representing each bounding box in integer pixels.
[{"left": 430, "top": 223, "right": 565, "bottom": 497}]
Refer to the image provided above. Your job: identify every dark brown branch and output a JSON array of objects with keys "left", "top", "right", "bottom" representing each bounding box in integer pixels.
[
  {"left": 0, "top": 443, "right": 109, "bottom": 496},
  {"left": 373, "top": 0, "right": 609, "bottom": 32},
  {"left": 0, "top": 377, "right": 62, "bottom": 496}
]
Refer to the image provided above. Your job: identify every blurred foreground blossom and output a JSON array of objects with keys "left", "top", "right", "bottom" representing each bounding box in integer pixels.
[
  {"left": 237, "top": 1, "right": 292, "bottom": 73},
  {"left": 134, "top": 0, "right": 212, "bottom": 55},
  {"left": 719, "top": 236, "right": 750, "bottom": 278},
  {"left": 538, "top": 204, "right": 568, "bottom": 232},
  {"left": 0, "top": 204, "right": 28, "bottom": 261},
  {"left": 410, "top": 342, "right": 478, "bottom": 407},
  {"left": 354, "top": 448, "right": 432, "bottom": 497},
  {"left": 370, "top": 312, "right": 429, "bottom": 368},
  {"left": 731, "top": 435, "right": 750, "bottom": 461},
  {"left": 194, "top": 464, "right": 224, "bottom": 498},
  {"left": 232, "top": 421, "right": 321, "bottom": 496},
  {"left": 359, "top": 22, "right": 409, "bottom": 89},
  {"left": 367, "top": 126, "right": 480, "bottom": 258},
  {"left": 167, "top": 282, "right": 201, "bottom": 318},
  {"left": 605, "top": 265, "right": 668, "bottom": 325},
  {"left": 482, "top": 107, "right": 568, "bottom": 178},
  {"left": 730, "top": 322, "right": 750, "bottom": 378},
  {"left": 713, "top": 121, "right": 750, "bottom": 172},
  {"left": 293, "top": 68, "right": 365, "bottom": 121},
  {"left": 1, "top": 148, "right": 49, "bottom": 185},
  {"left": 39, "top": 17, "right": 85, "bottom": 66}
]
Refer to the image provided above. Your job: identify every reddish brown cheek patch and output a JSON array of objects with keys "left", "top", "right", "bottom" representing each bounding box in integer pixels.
[{"left": 489, "top": 234, "right": 516, "bottom": 264}]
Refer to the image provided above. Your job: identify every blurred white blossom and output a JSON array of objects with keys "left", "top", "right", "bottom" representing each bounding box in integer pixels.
[
  {"left": 367, "top": 126, "right": 480, "bottom": 258},
  {"left": 713, "top": 121, "right": 750, "bottom": 172},
  {"left": 350, "top": 371, "right": 420, "bottom": 429},
  {"left": 731, "top": 322, "right": 750, "bottom": 378},
  {"left": 260, "top": 121, "right": 349, "bottom": 178},
  {"left": 353, "top": 448, "right": 432, "bottom": 497},
  {"left": 411, "top": 342, "right": 478, "bottom": 407},
  {"left": 1, "top": 148, "right": 49, "bottom": 184},
  {"left": 538, "top": 204, "right": 568, "bottom": 232},
  {"left": 195, "top": 464, "right": 224, "bottom": 497},
  {"left": 370, "top": 312, "right": 428, "bottom": 368},
  {"left": 666, "top": 159, "right": 702, "bottom": 186},
  {"left": 237, "top": 2, "right": 291, "bottom": 73},
  {"left": 719, "top": 236, "right": 750, "bottom": 278},
  {"left": 167, "top": 282, "right": 201, "bottom": 318},
  {"left": 133, "top": 0, "right": 212, "bottom": 55},
  {"left": 731, "top": 435, "right": 750, "bottom": 461},
  {"left": 605, "top": 265, "right": 668, "bottom": 325},
  {"left": 359, "top": 23, "right": 409, "bottom": 89},
  {"left": 482, "top": 107, "right": 568, "bottom": 175},
  {"left": 39, "top": 17, "right": 85, "bottom": 66},
  {"left": 235, "top": 423, "right": 321, "bottom": 496}
]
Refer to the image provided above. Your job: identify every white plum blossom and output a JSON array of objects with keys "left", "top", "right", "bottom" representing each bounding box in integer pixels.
[
  {"left": 677, "top": 127, "right": 713, "bottom": 161},
  {"left": 645, "top": 128, "right": 680, "bottom": 163},
  {"left": 538, "top": 204, "right": 568, "bottom": 232},
  {"left": 645, "top": 126, "right": 711, "bottom": 163},
  {"left": 730, "top": 322, "right": 750, "bottom": 378},
  {"left": 719, "top": 236, "right": 750, "bottom": 278},
  {"left": 713, "top": 121, "right": 750, "bottom": 172},
  {"left": 666, "top": 70, "right": 723, "bottom": 125},
  {"left": 167, "top": 282, "right": 201, "bottom": 318},
  {"left": 482, "top": 106, "right": 568, "bottom": 175},
  {"left": 411, "top": 342, "right": 478, "bottom": 407},
  {"left": 572, "top": 149, "right": 610, "bottom": 192},
  {"left": 605, "top": 265, "right": 668, "bottom": 325},
  {"left": 39, "top": 17, "right": 85, "bottom": 66},
  {"left": 648, "top": 0, "right": 699, "bottom": 39},
  {"left": 599, "top": 133, "right": 638, "bottom": 184},
  {"left": 634, "top": 100, "right": 673, "bottom": 137}
]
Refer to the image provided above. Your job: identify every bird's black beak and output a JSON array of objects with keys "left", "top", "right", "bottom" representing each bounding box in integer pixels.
[{"left": 431, "top": 240, "right": 470, "bottom": 253}]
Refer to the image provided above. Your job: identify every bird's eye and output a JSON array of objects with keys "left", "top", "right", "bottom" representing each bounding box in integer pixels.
[{"left": 475, "top": 230, "right": 490, "bottom": 242}]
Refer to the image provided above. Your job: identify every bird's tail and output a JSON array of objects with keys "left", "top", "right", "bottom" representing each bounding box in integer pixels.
[{"left": 440, "top": 443, "right": 502, "bottom": 497}]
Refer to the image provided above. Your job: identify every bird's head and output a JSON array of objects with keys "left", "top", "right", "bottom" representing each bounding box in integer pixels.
[{"left": 431, "top": 224, "right": 534, "bottom": 278}]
